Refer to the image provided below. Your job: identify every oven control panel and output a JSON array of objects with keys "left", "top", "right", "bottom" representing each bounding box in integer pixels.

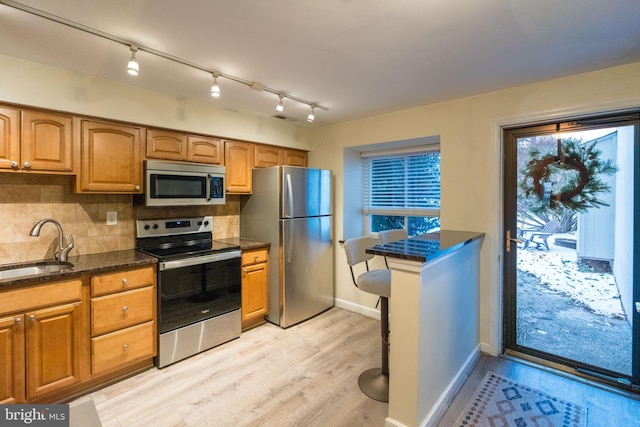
[{"left": 136, "top": 216, "right": 213, "bottom": 238}]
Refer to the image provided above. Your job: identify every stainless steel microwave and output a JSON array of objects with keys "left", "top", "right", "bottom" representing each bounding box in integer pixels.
[{"left": 135, "top": 160, "right": 226, "bottom": 206}]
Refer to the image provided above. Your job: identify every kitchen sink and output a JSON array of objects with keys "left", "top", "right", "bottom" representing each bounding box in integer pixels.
[{"left": 0, "top": 261, "right": 74, "bottom": 280}]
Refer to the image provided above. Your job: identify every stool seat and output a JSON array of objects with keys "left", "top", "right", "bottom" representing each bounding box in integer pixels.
[{"left": 357, "top": 269, "right": 391, "bottom": 298}]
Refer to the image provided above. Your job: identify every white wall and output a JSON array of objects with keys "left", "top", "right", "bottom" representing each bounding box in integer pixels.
[
  {"left": 614, "top": 126, "right": 636, "bottom": 325},
  {"left": 310, "top": 61, "right": 640, "bottom": 354},
  {"left": 0, "top": 53, "right": 312, "bottom": 149}
]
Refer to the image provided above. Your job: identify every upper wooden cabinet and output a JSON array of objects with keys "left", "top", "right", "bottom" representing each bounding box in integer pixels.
[
  {"left": 77, "top": 119, "right": 144, "bottom": 193},
  {"left": 255, "top": 144, "right": 308, "bottom": 168},
  {"left": 225, "top": 140, "right": 254, "bottom": 194},
  {"left": 0, "top": 106, "right": 74, "bottom": 173},
  {"left": 283, "top": 148, "right": 308, "bottom": 167},
  {"left": 254, "top": 144, "right": 282, "bottom": 168},
  {"left": 188, "top": 135, "right": 223, "bottom": 164},
  {"left": 146, "top": 129, "right": 224, "bottom": 165},
  {"left": 146, "top": 129, "right": 186, "bottom": 161}
]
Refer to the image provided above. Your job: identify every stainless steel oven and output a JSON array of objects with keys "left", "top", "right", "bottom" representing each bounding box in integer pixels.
[{"left": 136, "top": 216, "right": 241, "bottom": 368}]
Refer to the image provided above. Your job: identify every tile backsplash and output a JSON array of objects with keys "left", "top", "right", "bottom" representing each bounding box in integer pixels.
[{"left": 0, "top": 174, "right": 240, "bottom": 264}]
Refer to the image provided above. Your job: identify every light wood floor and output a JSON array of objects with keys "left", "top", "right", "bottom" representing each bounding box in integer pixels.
[
  {"left": 73, "top": 307, "right": 388, "bottom": 427},
  {"left": 72, "top": 307, "right": 640, "bottom": 427}
]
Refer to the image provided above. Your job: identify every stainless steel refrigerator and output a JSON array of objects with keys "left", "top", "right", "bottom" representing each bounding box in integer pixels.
[{"left": 240, "top": 166, "right": 334, "bottom": 328}]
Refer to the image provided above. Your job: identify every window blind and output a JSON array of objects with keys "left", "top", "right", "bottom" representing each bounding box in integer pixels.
[{"left": 363, "top": 151, "right": 441, "bottom": 216}]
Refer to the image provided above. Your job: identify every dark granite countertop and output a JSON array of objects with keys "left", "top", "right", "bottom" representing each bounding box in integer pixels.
[
  {"left": 0, "top": 250, "right": 157, "bottom": 291},
  {"left": 366, "top": 230, "right": 484, "bottom": 263},
  {"left": 220, "top": 237, "right": 271, "bottom": 252}
]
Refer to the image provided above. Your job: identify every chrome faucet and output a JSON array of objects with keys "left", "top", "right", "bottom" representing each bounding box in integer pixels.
[{"left": 30, "top": 218, "right": 74, "bottom": 262}]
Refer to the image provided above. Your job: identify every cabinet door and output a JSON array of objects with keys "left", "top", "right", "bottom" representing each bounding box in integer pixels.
[
  {"left": 79, "top": 120, "right": 143, "bottom": 193},
  {"left": 21, "top": 110, "right": 73, "bottom": 172},
  {"left": 224, "top": 140, "right": 254, "bottom": 194},
  {"left": 0, "top": 315, "right": 25, "bottom": 404},
  {"left": 241, "top": 261, "right": 269, "bottom": 330},
  {"left": 25, "top": 303, "right": 82, "bottom": 400},
  {"left": 187, "top": 135, "right": 223, "bottom": 164},
  {"left": 146, "top": 129, "right": 187, "bottom": 161},
  {"left": 254, "top": 144, "right": 282, "bottom": 168},
  {"left": 283, "top": 148, "right": 308, "bottom": 167},
  {"left": 0, "top": 106, "right": 20, "bottom": 171}
]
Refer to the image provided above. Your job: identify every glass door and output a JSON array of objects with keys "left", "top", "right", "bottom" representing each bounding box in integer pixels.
[{"left": 503, "top": 112, "right": 640, "bottom": 389}]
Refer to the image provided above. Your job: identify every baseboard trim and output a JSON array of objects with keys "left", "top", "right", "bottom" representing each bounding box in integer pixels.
[{"left": 334, "top": 298, "right": 380, "bottom": 320}]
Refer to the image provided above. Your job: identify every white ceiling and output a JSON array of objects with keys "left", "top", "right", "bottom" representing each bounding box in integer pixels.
[{"left": 1, "top": 0, "right": 639, "bottom": 125}]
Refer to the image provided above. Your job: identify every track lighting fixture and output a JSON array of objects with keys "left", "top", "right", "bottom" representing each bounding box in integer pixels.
[
  {"left": 211, "top": 73, "right": 220, "bottom": 97},
  {"left": 276, "top": 95, "right": 284, "bottom": 113},
  {"left": 127, "top": 45, "right": 139, "bottom": 76},
  {"left": 307, "top": 105, "right": 315, "bottom": 123}
]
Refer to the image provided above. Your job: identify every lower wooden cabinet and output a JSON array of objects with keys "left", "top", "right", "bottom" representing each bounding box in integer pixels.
[
  {"left": 0, "top": 279, "right": 82, "bottom": 404},
  {"left": 241, "top": 248, "right": 269, "bottom": 331},
  {"left": 91, "top": 322, "right": 155, "bottom": 376},
  {"left": 90, "top": 266, "right": 157, "bottom": 377}
]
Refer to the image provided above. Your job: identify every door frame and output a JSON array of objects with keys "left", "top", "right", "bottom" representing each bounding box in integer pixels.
[{"left": 500, "top": 110, "right": 640, "bottom": 388}]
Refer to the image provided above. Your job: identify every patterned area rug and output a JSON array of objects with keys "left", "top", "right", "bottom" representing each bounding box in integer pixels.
[{"left": 454, "top": 372, "right": 587, "bottom": 427}]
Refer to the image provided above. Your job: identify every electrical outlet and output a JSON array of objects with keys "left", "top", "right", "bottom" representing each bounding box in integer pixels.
[{"left": 106, "top": 211, "right": 117, "bottom": 225}]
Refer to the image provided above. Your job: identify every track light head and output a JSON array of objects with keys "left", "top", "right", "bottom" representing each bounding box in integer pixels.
[
  {"left": 307, "top": 105, "right": 315, "bottom": 123},
  {"left": 211, "top": 73, "right": 220, "bottom": 97},
  {"left": 276, "top": 95, "right": 284, "bottom": 113},
  {"left": 127, "top": 45, "right": 139, "bottom": 76}
]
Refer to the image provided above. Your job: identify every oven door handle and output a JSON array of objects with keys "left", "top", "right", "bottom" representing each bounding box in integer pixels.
[{"left": 159, "top": 250, "right": 241, "bottom": 271}]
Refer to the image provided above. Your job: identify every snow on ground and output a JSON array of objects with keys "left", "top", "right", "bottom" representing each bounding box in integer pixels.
[{"left": 517, "top": 244, "right": 625, "bottom": 320}]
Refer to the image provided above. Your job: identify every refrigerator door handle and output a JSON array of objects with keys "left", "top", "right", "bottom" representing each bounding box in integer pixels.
[
  {"left": 285, "top": 173, "right": 294, "bottom": 218},
  {"left": 286, "top": 219, "right": 294, "bottom": 263}
]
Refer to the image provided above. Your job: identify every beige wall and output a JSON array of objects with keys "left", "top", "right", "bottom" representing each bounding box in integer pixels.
[{"left": 310, "top": 61, "right": 640, "bottom": 352}]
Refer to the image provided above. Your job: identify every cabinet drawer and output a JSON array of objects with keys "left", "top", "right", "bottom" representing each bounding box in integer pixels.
[
  {"left": 91, "top": 287, "right": 154, "bottom": 336},
  {"left": 0, "top": 280, "right": 81, "bottom": 316},
  {"left": 92, "top": 321, "right": 155, "bottom": 376},
  {"left": 91, "top": 266, "right": 155, "bottom": 297},
  {"left": 241, "top": 249, "right": 268, "bottom": 266}
]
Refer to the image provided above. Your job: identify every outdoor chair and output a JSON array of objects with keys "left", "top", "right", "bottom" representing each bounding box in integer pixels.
[{"left": 520, "top": 219, "right": 560, "bottom": 250}]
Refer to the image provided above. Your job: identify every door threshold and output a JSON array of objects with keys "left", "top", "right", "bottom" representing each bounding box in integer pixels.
[{"left": 502, "top": 350, "right": 640, "bottom": 400}]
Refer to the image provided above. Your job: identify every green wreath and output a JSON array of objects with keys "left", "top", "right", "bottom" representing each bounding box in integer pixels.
[{"left": 519, "top": 139, "right": 618, "bottom": 215}]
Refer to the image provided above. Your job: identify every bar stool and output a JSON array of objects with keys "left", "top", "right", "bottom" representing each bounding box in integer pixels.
[
  {"left": 378, "top": 229, "right": 408, "bottom": 268},
  {"left": 378, "top": 228, "right": 408, "bottom": 244},
  {"left": 343, "top": 236, "right": 390, "bottom": 402}
]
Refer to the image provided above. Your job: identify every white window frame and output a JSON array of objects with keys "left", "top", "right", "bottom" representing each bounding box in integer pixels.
[{"left": 362, "top": 144, "right": 441, "bottom": 235}]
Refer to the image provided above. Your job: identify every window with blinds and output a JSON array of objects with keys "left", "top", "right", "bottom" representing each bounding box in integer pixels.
[{"left": 362, "top": 150, "right": 441, "bottom": 235}]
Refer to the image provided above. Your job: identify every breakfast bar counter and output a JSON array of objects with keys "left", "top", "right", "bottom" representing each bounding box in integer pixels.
[{"left": 367, "top": 230, "right": 484, "bottom": 427}]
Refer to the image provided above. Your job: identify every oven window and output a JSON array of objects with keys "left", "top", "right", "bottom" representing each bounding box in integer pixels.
[
  {"left": 150, "top": 174, "right": 206, "bottom": 198},
  {"left": 158, "top": 257, "right": 241, "bottom": 333}
]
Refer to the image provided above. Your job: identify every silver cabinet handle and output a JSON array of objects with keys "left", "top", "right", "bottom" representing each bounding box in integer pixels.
[
  {"left": 135, "top": 185, "right": 140, "bottom": 191},
  {"left": 123, "top": 344, "right": 129, "bottom": 351},
  {"left": 10, "top": 161, "right": 18, "bottom": 168},
  {"left": 15, "top": 317, "right": 22, "bottom": 324},
  {"left": 30, "top": 314, "right": 36, "bottom": 322},
  {"left": 122, "top": 306, "right": 128, "bottom": 314},
  {"left": 122, "top": 278, "right": 128, "bottom": 288},
  {"left": 23, "top": 162, "right": 31, "bottom": 169}
]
